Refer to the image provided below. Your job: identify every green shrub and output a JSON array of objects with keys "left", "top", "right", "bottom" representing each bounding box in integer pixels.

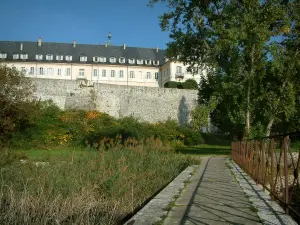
[
  {"left": 178, "top": 127, "right": 204, "bottom": 146},
  {"left": 182, "top": 79, "right": 198, "bottom": 89},
  {"left": 164, "top": 81, "right": 179, "bottom": 88}
]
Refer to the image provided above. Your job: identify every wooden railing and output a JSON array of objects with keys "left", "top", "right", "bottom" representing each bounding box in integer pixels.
[{"left": 232, "top": 133, "right": 300, "bottom": 221}]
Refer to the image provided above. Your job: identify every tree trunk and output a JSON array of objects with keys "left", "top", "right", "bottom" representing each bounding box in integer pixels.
[
  {"left": 266, "top": 118, "right": 274, "bottom": 137},
  {"left": 246, "top": 80, "right": 251, "bottom": 136},
  {"left": 245, "top": 45, "right": 255, "bottom": 137}
]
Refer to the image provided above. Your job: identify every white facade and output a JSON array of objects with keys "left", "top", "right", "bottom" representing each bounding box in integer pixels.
[
  {"left": 4, "top": 61, "right": 161, "bottom": 87},
  {"left": 160, "top": 60, "right": 207, "bottom": 87}
]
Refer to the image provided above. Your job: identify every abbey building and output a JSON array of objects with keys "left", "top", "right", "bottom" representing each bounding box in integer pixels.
[{"left": 0, "top": 38, "right": 205, "bottom": 87}]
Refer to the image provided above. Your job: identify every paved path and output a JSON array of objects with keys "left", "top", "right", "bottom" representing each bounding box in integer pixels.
[{"left": 163, "top": 156, "right": 262, "bottom": 225}]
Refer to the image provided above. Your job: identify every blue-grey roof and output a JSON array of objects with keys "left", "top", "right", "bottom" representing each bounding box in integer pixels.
[{"left": 0, "top": 41, "right": 166, "bottom": 67}]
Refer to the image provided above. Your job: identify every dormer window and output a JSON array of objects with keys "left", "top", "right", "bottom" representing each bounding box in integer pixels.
[
  {"left": 80, "top": 56, "right": 87, "bottom": 62},
  {"left": 145, "top": 59, "right": 152, "bottom": 65},
  {"left": 13, "top": 54, "right": 19, "bottom": 60},
  {"left": 100, "top": 57, "right": 106, "bottom": 63},
  {"left": 36, "top": 54, "right": 43, "bottom": 60},
  {"left": 66, "top": 55, "right": 72, "bottom": 61},
  {"left": 153, "top": 60, "right": 159, "bottom": 66},
  {"left": 46, "top": 54, "right": 53, "bottom": 60},
  {"left": 119, "top": 57, "right": 125, "bottom": 64},
  {"left": 56, "top": 55, "right": 63, "bottom": 61},
  {"left": 137, "top": 59, "right": 143, "bottom": 65},
  {"left": 20, "top": 54, "right": 28, "bottom": 60},
  {"left": 110, "top": 57, "right": 116, "bottom": 63},
  {"left": 128, "top": 58, "right": 135, "bottom": 64},
  {"left": 93, "top": 56, "right": 100, "bottom": 62},
  {"left": 0, "top": 53, "right": 7, "bottom": 59}
]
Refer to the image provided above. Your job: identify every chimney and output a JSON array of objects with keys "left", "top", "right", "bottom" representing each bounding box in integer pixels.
[
  {"left": 73, "top": 40, "right": 76, "bottom": 48},
  {"left": 38, "top": 37, "right": 42, "bottom": 47},
  {"left": 105, "top": 43, "right": 108, "bottom": 48},
  {"left": 20, "top": 43, "right": 23, "bottom": 51},
  {"left": 123, "top": 43, "right": 126, "bottom": 50},
  {"left": 156, "top": 46, "right": 159, "bottom": 52}
]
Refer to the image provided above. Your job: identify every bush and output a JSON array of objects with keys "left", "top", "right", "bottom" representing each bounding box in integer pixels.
[
  {"left": 182, "top": 79, "right": 198, "bottom": 90},
  {"left": 178, "top": 127, "right": 204, "bottom": 146},
  {"left": 164, "top": 81, "right": 179, "bottom": 88}
]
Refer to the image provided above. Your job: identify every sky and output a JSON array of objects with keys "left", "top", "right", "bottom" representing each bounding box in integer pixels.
[{"left": 0, "top": 0, "right": 170, "bottom": 49}]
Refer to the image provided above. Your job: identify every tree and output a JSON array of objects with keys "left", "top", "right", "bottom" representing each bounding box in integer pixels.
[
  {"left": 149, "top": 0, "right": 296, "bottom": 138},
  {"left": 0, "top": 65, "right": 37, "bottom": 145}
]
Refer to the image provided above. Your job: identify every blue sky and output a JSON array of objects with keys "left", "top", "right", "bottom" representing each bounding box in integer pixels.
[{"left": 0, "top": 0, "right": 170, "bottom": 49}]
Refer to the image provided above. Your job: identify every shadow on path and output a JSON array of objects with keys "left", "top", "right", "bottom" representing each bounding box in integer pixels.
[{"left": 164, "top": 156, "right": 262, "bottom": 225}]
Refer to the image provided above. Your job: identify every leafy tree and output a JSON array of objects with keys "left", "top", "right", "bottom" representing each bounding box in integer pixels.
[
  {"left": 149, "top": 0, "right": 297, "bottom": 138},
  {"left": 0, "top": 65, "right": 37, "bottom": 145}
]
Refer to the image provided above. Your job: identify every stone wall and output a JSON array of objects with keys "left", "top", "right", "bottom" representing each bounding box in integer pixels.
[{"left": 31, "top": 78, "right": 198, "bottom": 124}]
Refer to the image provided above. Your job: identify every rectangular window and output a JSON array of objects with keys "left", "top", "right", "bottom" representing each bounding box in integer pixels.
[
  {"left": 21, "top": 67, "right": 26, "bottom": 74},
  {"left": 30, "top": 67, "right": 34, "bottom": 75},
  {"left": 119, "top": 70, "right": 124, "bottom": 78},
  {"left": 56, "top": 55, "right": 63, "bottom": 60},
  {"left": 100, "top": 57, "right": 106, "bottom": 63},
  {"left": 130, "top": 71, "right": 134, "bottom": 78},
  {"left": 36, "top": 54, "right": 43, "bottom": 60},
  {"left": 110, "top": 57, "right": 116, "bottom": 63},
  {"left": 119, "top": 57, "right": 125, "bottom": 64},
  {"left": 20, "top": 54, "right": 28, "bottom": 60},
  {"left": 145, "top": 59, "right": 151, "bottom": 65},
  {"left": 154, "top": 60, "right": 159, "bottom": 66},
  {"left": 128, "top": 59, "right": 135, "bottom": 64},
  {"left": 137, "top": 59, "right": 143, "bottom": 65},
  {"left": 111, "top": 70, "right": 115, "bottom": 77},
  {"left": 66, "top": 68, "right": 71, "bottom": 76},
  {"left": 0, "top": 53, "right": 7, "bottom": 59},
  {"left": 79, "top": 69, "right": 85, "bottom": 76},
  {"left": 146, "top": 72, "right": 151, "bottom": 79},
  {"left": 57, "top": 69, "right": 61, "bottom": 75},
  {"left": 93, "top": 57, "right": 99, "bottom": 62},
  {"left": 93, "top": 69, "right": 98, "bottom": 77},
  {"left": 155, "top": 72, "right": 158, "bottom": 79},
  {"left": 47, "top": 68, "right": 53, "bottom": 75},
  {"left": 13, "top": 54, "right": 19, "bottom": 60},
  {"left": 66, "top": 55, "right": 72, "bottom": 61},
  {"left": 102, "top": 69, "right": 106, "bottom": 77},
  {"left": 39, "top": 67, "right": 44, "bottom": 75},
  {"left": 46, "top": 55, "right": 53, "bottom": 60},
  {"left": 80, "top": 56, "right": 87, "bottom": 62}
]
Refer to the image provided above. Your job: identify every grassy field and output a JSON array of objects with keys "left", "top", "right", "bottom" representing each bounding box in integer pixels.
[
  {"left": 0, "top": 140, "right": 199, "bottom": 225},
  {"left": 176, "top": 144, "right": 231, "bottom": 156}
]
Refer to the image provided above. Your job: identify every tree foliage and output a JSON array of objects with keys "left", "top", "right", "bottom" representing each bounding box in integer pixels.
[
  {"left": 150, "top": 0, "right": 300, "bottom": 138},
  {"left": 0, "top": 65, "right": 37, "bottom": 144}
]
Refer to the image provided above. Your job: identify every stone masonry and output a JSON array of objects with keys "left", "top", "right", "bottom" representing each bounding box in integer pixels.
[{"left": 31, "top": 78, "right": 198, "bottom": 124}]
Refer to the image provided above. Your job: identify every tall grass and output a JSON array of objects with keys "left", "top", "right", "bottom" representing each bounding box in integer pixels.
[{"left": 0, "top": 139, "right": 198, "bottom": 224}]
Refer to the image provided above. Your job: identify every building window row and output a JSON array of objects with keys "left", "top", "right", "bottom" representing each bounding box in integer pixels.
[
  {"left": 7, "top": 53, "right": 160, "bottom": 65},
  {"left": 15, "top": 66, "right": 158, "bottom": 80},
  {"left": 21, "top": 67, "right": 72, "bottom": 76}
]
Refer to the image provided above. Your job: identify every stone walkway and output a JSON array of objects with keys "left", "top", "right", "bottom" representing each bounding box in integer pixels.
[{"left": 163, "top": 156, "right": 262, "bottom": 225}]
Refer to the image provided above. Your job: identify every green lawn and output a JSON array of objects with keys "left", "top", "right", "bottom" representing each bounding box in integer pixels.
[{"left": 176, "top": 144, "right": 231, "bottom": 155}]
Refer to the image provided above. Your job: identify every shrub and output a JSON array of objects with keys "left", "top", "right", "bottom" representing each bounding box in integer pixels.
[
  {"left": 182, "top": 79, "right": 198, "bottom": 90},
  {"left": 178, "top": 127, "right": 204, "bottom": 146},
  {"left": 164, "top": 81, "right": 179, "bottom": 88}
]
